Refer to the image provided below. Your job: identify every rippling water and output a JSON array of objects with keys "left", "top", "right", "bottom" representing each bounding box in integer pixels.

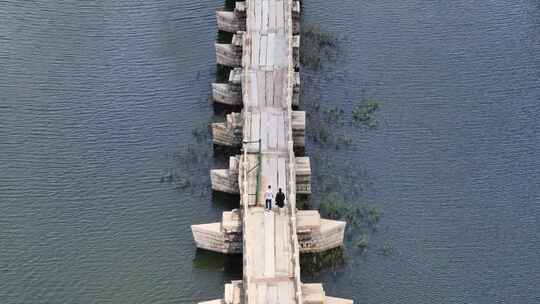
[{"left": 1, "top": 0, "right": 539, "bottom": 303}]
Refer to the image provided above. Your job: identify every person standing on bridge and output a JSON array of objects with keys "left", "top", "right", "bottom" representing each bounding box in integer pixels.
[
  {"left": 275, "top": 188, "right": 285, "bottom": 214},
  {"left": 265, "top": 185, "right": 273, "bottom": 211}
]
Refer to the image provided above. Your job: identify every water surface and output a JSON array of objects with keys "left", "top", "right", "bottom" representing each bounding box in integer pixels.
[{"left": 1, "top": 0, "right": 539, "bottom": 303}]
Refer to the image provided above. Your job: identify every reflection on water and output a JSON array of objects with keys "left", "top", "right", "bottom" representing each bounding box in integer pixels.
[
  {"left": 212, "top": 191, "right": 240, "bottom": 210},
  {"left": 193, "top": 249, "right": 243, "bottom": 276},
  {"left": 300, "top": 248, "right": 345, "bottom": 280}
]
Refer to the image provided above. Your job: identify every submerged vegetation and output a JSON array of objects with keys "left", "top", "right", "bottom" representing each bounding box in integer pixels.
[
  {"left": 161, "top": 122, "right": 212, "bottom": 194},
  {"left": 318, "top": 192, "right": 381, "bottom": 253},
  {"left": 356, "top": 233, "right": 369, "bottom": 249},
  {"left": 382, "top": 241, "right": 393, "bottom": 256},
  {"left": 353, "top": 98, "right": 380, "bottom": 128},
  {"left": 319, "top": 194, "right": 381, "bottom": 228},
  {"left": 193, "top": 249, "right": 243, "bottom": 276},
  {"left": 299, "top": 42, "right": 389, "bottom": 270},
  {"left": 300, "top": 247, "right": 345, "bottom": 277},
  {"left": 191, "top": 122, "right": 210, "bottom": 143},
  {"left": 300, "top": 24, "right": 340, "bottom": 70},
  {"left": 300, "top": 23, "right": 381, "bottom": 145},
  {"left": 304, "top": 98, "right": 353, "bottom": 148},
  {"left": 304, "top": 94, "right": 381, "bottom": 148}
]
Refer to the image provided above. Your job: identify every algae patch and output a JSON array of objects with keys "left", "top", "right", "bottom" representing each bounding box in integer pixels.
[{"left": 353, "top": 98, "right": 380, "bottom": 129}]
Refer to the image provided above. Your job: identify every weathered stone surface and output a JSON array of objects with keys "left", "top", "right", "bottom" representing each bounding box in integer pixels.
[
  {"left": 212, "top": 83, "right": 242, "bottom": 106},
  {"left": 217, "top": 11, "right": 246, "bottom": 33},
  {"left": 229, "top": 68, "right": 243, "bottom": 85},
  {"left": 297, "top": 210, "right": 321, "bottom": 231},
  {"left": 191, "top": 222, "right": 242, "bottom": 254},
  {"left": 293, "top": 35, "right": 300, "bottom": 70},
  {"left": 299, "top": 219, "right": 346, "bottom": 253},
  {"left": 192, "top": 209, "right": 242, "bottom": 255},
  {"left": 212, "top": 113, "right": 243, "bottom": 147},
  {"left": 210, "top": 156, "right": 239, "bottom": 193},
  {"left": 224, "top": 280, "right": 243, "bottom": 304},
  {"left": 293, "top": 71, "right": 300, "bottom": 106},
  {"left": 198, "top": 300, "right": 225, "bottom": 304},
  {"left": 216, "top": 43, "right": 242, "bottom": 67},
  {"left": 212, "top": 111, "right": 304, "bottom": 147},
  {"left": 302, "top": 283, "right": 325, "bottom": 304},
  {"left": 232, "top": 32, "right": 244, "bottom": 48},
  {"left": 295, "top": 156, "right": 310, "bottom": 194},
  {"left": 192, "top": 210, "right": 345, "bottom": 255},
  {"left": 199, "top": 281, "right": 243, "bottom": 304},
  {"left": 295, "top": 210, "right": 346, "bottom": 253},
  {"left": 234, "top": 2, "right": 246, "bottom": 17},
  {"left": 292, "top": 1, "right": 301, "bottom": 20},
  {"left": 222, "top": 209, "right": 242, "bottom": 233},
  {"left": 212, "top": 66, "right": 243, "bottom": 105},
  {"left": 292, "top": 110, "right": 305, "bottom": 147},
  {"left": 325, "top": 297, "right": 355, "bottom": 304}
]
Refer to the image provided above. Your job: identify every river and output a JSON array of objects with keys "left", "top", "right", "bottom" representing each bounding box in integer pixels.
[{"left": 1, "top": 0, "right": 539, "bottom": 303}]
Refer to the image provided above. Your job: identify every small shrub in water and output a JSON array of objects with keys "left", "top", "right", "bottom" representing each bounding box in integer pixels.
[
  {"left": 300, "top": 25, "right": 339, "bottom": 70},
  {"left": 353, "top": 99, "right": 380, "bottom": 128},
  {"left": 336, "top": 135, "right": 352, "bottom": 146},
  {"left": 176, "top": 176, "right": 191, "bottom": 190},
  {"left": 192, "top": 123, "right": 209, "bottom": 143},
  {"left": 319, "top": 194, "right": 347, "bottom": 220},
  {"left": 356, "top": 233, "right": 369, "bottom": 249},
  {"left": 383, "top": 241, "right": 393, "bottom": 256},
  {"left": 368, "top": 207, "right": 380, "bottom": 224},
  {"left": 318, "top": 126, "right": 329, "bottom": 143},
  {"left": 323, "top": 107, "right": 345, "bottom": 125},
  {"left": 300, "top": 247, "right": 344, "bottom": 276}
]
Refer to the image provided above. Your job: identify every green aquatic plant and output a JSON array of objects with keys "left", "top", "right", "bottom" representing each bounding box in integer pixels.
[
  {"left": 317, "top": 125, "right": 330, "bottom": 143},
  {"left": 356, "top": 233, "right": 369, "bottom": 249},
  {"left": 175, "top": 176, "right": 191, "bottom": 190},
  {"left": 336, "top": 135, "right": 352, "bottom": 147},
  {"left": 319, "top": 193, "right": 347, "bottom": 220},
  {"left": 323, "top": 106, "right": 345, "bottom": 125},
  {"left": 300, "top": 24, "right": 339, "bottom": 70},
  {"left": 383, "top": 241, "right": 393, "bottom": 256},
  {"left": 300, "top": 247, "right": 344, "bottom": 276},
  {"left": 353, "top": 98, "right": 380, "bottom": 128},
  {"left": 319, "top": 194, "right": 382, "bottom": 227},
  {"left": 368, "top": 206, "right": 381, "bottom": 224},
  {"left": 304, "top": 95, "right": 353, "bottom": 148},
  {"left": 191, "top": 122, "right": 210, "bottom": 143},
  {"left": 302, "top": 25, "right": 337, "bottom": 48},
  {"left": 307, "top": 110, "right": 351, "bottom": 147}
]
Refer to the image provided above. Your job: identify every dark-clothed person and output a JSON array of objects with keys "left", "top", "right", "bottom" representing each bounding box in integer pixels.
[{"left": 276, "top": 188, "right": 285, "bottom": 208}]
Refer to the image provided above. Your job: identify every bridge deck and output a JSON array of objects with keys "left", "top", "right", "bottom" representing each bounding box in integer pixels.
[
  {"left": 195, "top": 0, "right": 352, "bottom": 303},
  {"left": 240, "top": 0, "right": 299, "bottom": 302}
]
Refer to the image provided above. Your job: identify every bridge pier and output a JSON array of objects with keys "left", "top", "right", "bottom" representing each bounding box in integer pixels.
[
  {"left": 192, "top": 209, "right": 346, "bottom": 256},
  {"left": 210, "top": 156, "right": 311, "bottom": 195},
  {"left": 216, "top": 2, "right": 246, "bottom": 32},
  {"left": 216, "top": 32, "right": 244, "bottom": 67},
  {"left": 199, "top": 283, "right": 352, "bottom": 304},
  {"left": 212, "top": 110, "right": 305, "bottom": 148},
  {"left": 212, "top": 70, "right": 300, "bottom": 107}
]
